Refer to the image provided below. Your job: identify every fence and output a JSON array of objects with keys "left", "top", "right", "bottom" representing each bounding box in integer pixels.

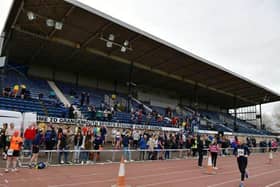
[{"left": 2, "top": 146, "right": 274, "bottom": 167}]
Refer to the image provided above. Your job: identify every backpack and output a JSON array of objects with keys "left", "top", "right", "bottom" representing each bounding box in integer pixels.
[{"left": 36, "top": 162, "right": 46, "bottom": 169}]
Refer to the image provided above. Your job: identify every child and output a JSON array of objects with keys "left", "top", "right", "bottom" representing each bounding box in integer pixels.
[
  {"left": 234, "top": 138, "right": 250, "bottom": 187},
  {"left": 209, "top": 139, "right": 219, "bottom": 169}
]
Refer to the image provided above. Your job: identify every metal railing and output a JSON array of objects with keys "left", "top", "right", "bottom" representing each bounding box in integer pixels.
[{"left": 1, "top": 146, "right": 272, "bottom": 166}]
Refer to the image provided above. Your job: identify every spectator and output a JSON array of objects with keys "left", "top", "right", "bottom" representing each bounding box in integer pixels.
[
  {"left": 45, "top": 125, "right": 57, "bottom": 162},
  {"left": 49, "top": 90, "right": 56, "bottom": 99},
  {"left": 5, "top": 130, "right": 23, "bottom": 172},
  {"left": 5, "top": 123, "right": 16, "bottom": 152},
  {"left": 12, "top": 84, "right": 19, "bottom": 98},
  {"left": 122, "top": 133, "right": 132, "bottom": 162},
  {"left": 23, "top": 124, "right": 36, "bottom": 156},
  {"left": 80, "top": 92, "right": 85, "bottom": 106},
  {"left": 100, "top": 125, "right": 107, "bottom": 145},
  {"left": 147, "top": 136, "right": 155, "bottom": 160},
  {"left": 69, "top": 105, "right": 75, "bottom": 119},
  {"left": 139, "top": 135, "right": 147, "bottom": 160},
  {"left": 38, "top": 93, "right": 44, "bottom": 100},
  {"left": 70, "top": 88, "right": 76, "bottom": 97},
  {"left": 57, "top": 128, "right": 68, "bottom": 164},
  {"left": 93, "top": 134, "right": 102, "bottom": 162},
  {"left": 73, "top": 131, "right": 83, "bottom": 163},
  {"left": 115, "top": 129, "right": 121, "bottom": 149},
  {"left": 2, "top": 86, "right": 11, "bottom": 97},
  {"left": 20, "top": 84, "right": 26, "bottom": 99},
  {"left": 164, "top": 135, "right": 171, "bottom": 159},
  {"left": 29, "top": 129, "right": 44, "bottom": 168},
  {"left": 86, "top": 93, "right": 90, "bottom": 106},
  {"left": 132, "top": 130, "right": 140, "bottom": 149},
  {"left": 197, "top": 135, "right": 204, "bottom": 168},
  {"left": 1, "top": 123, "right": 8, "bottom": 160}
]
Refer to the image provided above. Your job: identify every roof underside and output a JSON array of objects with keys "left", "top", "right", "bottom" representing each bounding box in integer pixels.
[{"left": 2, "top": 0, "right": 280, "bottom": 109}]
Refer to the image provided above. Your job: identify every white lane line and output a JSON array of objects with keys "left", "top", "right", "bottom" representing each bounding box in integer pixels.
[
  {"left": 265, "top": 180, "right": 280, "bottom": 187},
  {"left": 207, "top": 169, "right": 280, "bottom": 187}
]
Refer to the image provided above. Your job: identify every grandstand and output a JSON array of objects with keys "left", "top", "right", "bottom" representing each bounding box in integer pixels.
[{"left": 1, "top": 0, "right": 280, "bottom": 136}]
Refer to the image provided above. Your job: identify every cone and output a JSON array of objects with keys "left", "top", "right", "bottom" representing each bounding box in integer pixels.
[
  {"left": 268, "top": 151, "right": 273, "bottom": 164},
  {"left": 205, "top": 154, "right": 216, "bottom": 175},
  {"left": 112, "top": 156, "right": 130, "bottom": 187}
]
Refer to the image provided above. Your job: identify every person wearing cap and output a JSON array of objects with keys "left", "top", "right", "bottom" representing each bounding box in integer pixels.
[
  {"left": 5, "top": 130, "right": 23, "bottom": 172},
  {"left": 29, "top": 129, "right": 43, "bottom": 168}
]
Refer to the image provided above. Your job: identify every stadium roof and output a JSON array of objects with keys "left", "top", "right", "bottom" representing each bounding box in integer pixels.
[{"left": 2, "top": 0, "right": 280, "bottom": 109}]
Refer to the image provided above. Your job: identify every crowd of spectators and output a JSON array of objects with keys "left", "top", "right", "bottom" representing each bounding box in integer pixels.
[
  {"left": 2, "top": 84, "right": 30, "bottom": 99},
  {"left": 0, "top": 122, "right": 279, "bottom": 170}
]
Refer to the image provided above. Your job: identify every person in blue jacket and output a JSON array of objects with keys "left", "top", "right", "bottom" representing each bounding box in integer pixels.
[
  {"left": 138, "top": 135, "right": 147, "bottom": 160},
  {"left": 234, "top": 138, "right": 250, "bottom": 187}
]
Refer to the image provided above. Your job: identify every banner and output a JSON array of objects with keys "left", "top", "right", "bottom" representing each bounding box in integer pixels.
[{"left": 36, "top": 115, "right": 179, "bottom": 132}]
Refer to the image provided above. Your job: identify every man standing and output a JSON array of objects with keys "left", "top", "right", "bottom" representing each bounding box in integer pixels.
[
  {"left": 197, "top": 135, "right": 204, "bottom": 168},
  {"left": 24, "top": 124, "right": 36, "bottom": 156},
  {"left": 29, "top": 129, "right": 43, "bottom": 168}
]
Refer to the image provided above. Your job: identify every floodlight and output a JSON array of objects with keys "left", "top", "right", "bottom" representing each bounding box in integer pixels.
[
  {"left": 123, "top": 40, "right": 129, "bottom": 46},
  {"left": 120, "top": 46, "right": 126, "bottom": 53},
  {"left": 55, "top": 22, "right": 63, "bottom": 30},
  {"left": 27, "top": 11, "right": 36, "bottom": 21},
  {"left": 46, "top": 19, "right": 55, "bottom": 27},
  {"left": 108, "top": 34, "right": 115, "bottom": 41},
  {"left": 106, "top": 41, "right": 113, "bottom": 48}
]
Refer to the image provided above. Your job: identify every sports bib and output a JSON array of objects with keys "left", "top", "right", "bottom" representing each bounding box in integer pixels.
[
  {"left": 7, "top": 149, "right": 14, "bottom": 156},
  {"left": 237, "top": 149, "right": 245, "bottom": 157}
]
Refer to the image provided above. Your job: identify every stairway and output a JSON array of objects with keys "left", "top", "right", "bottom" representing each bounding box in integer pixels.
[{"left": 47, "top": 80, "right": 82, "bottom": 118}]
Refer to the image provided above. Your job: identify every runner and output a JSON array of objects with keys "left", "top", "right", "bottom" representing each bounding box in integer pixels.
[
  {"left": 5, "top": 130, "right": 23, "bottom": 172},
  {"left": 234, "top": 138, "right": 250, "bottom": 187},
  {"left": 209, "top": 139, "right": 219, "bottom": 169}
]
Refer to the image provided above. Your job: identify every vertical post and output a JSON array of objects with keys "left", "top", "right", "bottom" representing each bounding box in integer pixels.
[
  {"left": 233, "top": 97, "right": 237, "bottom": 132},
  {"left": 75, "top": 73, "right": 79, "bottom": 88},
  {"left": 259, "top": 104, "right": 263, "bottom": 129},
  {"left": 127, "top": 62, "right": 134, "bottom": 112},
  {"left": 114, "top": 80, "right": 117, "bottom": 94}
]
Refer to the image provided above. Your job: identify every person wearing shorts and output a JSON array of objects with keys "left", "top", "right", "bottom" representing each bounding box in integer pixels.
[
  {"left": 29, "top": 129, "right": 43, "bottom": 168},
  {"left": 5, "top": 130, "right": 23, "bottom": 172}
]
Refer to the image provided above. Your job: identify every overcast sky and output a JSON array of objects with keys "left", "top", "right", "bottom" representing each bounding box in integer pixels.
[{"left": 1, "top": 0, "right": 279, "bottom": 116}]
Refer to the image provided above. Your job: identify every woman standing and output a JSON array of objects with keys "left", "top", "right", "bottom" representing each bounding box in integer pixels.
[
  {"left": 234, "top": 139, "right": 250, "bottom": 187},
  {"left": 209, "top": 139, "right": 219, "bottom": 169}
]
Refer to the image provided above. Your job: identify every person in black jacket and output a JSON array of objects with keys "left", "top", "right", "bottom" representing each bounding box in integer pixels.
[
  {"left": 234, "top": 139, "right": 250, "bottom": 187},
  {"left": 197, "top": 135, "right": 204, "bottom": 168}
]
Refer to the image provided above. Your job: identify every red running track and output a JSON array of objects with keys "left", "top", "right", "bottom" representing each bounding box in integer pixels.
[{"left": 0, "top": 153, "right": 279, "bottom": 187}]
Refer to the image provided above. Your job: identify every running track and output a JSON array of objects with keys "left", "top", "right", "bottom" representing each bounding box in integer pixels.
[{"left": 0, "top": 153, "right": 279, "bottom": 187}]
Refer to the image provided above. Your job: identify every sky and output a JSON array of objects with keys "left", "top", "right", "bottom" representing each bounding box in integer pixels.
[{"left": 0, "top": 0, "right": 280, "bottom": 117}]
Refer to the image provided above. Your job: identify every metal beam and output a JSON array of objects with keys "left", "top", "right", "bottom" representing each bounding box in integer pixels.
[
  {"left": 48, "top": 6, "right": 75, "bottom": 38},
  {"left": 131, "top": 45, "right": 162, "bottom": 62},
  {"left": 150, "top": 53, "right": 181, "bottom": 69},
  {"left": 223, "top": 85, "right": 252, "bottom": 94},
  {"left": 13, "top": 26, "right": 256, "bottom": 105},
  {"left": 2, "top": 0, "right": 24, "bottom": 54},
  {"left": 63, "top": 22, "right": 113, "bottom": 64},
  {"left": 28, "top": 6, "right": 75, "bottom": 64},
  {"left": 207, "top": 76, "right": 236, "bottom": 88}
]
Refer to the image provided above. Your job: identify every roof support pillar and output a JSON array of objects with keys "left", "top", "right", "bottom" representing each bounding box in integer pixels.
[
  {"left": 259, "top": 104, "right": 263, "bottom": 129},
  {"left": 234, "top": 96, "right": 237, "bottom": 132},
  {"left": 127, "top": 62, "right": 134, "bottom": 112}
]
